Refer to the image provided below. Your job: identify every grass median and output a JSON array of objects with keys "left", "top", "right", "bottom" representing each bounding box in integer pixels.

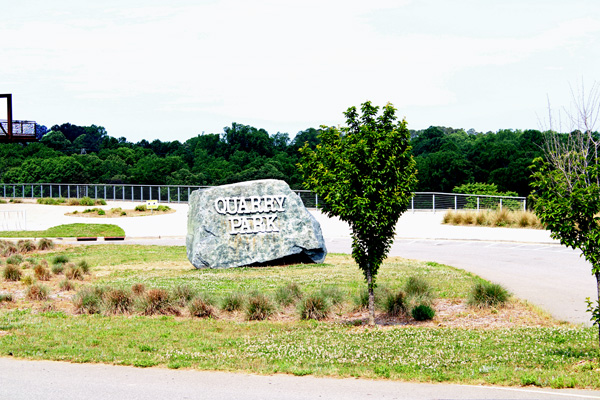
[
  {"left": 0, "top": 244, "right": 599, "bottom": 388},
  {"left": 0, "top": 223, "right": 125, "bottom": 238}
]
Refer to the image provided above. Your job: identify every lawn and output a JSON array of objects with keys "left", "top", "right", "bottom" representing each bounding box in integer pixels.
[
  {"left": 0, "top": 223, "right": 125, "bottom": 238},
  {"left": 0, "top": 243, "right": 598, "bottom": 388}
]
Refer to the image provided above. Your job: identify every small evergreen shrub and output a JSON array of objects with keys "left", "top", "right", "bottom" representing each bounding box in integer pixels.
[
  {"left": 26, "top": 283, "right": 50, "bottom": 301},
  {"left": 188, "top": 296, "right": 216, "bottom": 318},
  {"left": 299, "top": 293, "right": 330, "bottom": 320},
  {"left": 245, "top": 292, "right": 274, "bottom": 321},
  {"left": 384, "top": 290, "right": 407, "bottom": 317},
  {"left": 2, "top": 264, "right": 22, "bottom": 281},
  {"left": 37, "top": 238, "right": 54, "bottom": 250},
  {"left": 221, "top": 292, "right": 246, "bottom": 311},
  {"left": 468, "top": 281, "right": 510, "bottom": 307},
  {"left": 275, "top": 282, "right": 303, "bottom": 306},
  {"left": 102, "top": 288, "right": 133, "bottom": 314},
  {"left": 411, "top": 304, "right": 435, "bottom": 321},
  {"left": 34, "top": 264, "right": 51, "bottom": 281}
]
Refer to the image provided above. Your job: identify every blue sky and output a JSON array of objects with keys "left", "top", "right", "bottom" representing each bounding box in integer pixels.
[{"left": 2, "top": 0, "right": 599, "bottom": 142}]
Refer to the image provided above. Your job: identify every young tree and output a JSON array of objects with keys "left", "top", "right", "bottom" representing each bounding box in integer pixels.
[
  {"left": 530, "top": 82, "right": 600, "bottom": 345},
  {"left": 299, "top": 101, "right": 417, "bottom": 325}
]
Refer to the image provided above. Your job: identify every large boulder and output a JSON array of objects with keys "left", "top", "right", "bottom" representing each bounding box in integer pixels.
[{"left": 186, "top": 179, "right": 327, "bottom": 269}]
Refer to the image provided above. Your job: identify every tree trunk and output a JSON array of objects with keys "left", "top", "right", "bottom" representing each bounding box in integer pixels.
[
  {"left": 596, "top": 272, "right": 600, "bottom": 348},
  {"left": 366, "top": 265, "right": 375, "bottom": 326}
]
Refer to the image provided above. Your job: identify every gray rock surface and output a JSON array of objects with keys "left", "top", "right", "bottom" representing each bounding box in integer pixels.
[{"left": 186, "top": 179, "right": 327, "bottom": 269}]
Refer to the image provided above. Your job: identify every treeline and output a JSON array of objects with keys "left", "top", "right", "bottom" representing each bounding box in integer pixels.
[{"left": 0, "top": 122, "right": 543, "bottom": 196}]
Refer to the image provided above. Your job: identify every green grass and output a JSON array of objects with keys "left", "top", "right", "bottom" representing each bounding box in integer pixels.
[
  {"left": 0, "top": 245, "right": 598, "bottom": 388},
  {"left": 0, "top": 310, "right": 598, "bottom": 387},
  {"left": 0, "top": 224, "right": 125, "bottom": 238}
]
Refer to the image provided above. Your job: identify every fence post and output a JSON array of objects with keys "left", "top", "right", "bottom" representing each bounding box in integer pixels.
[
  {"left": 500, "top": 198, "right": 503, "bottom": 211},
  {"left": 433, "top": 194, "right": 435, "bottom": 213},
  {"left": 477, "top": 197, "right": 479, "bottom": 211},
  {"left": 411, "top": 196, "right": 414, "bottom": 213},
  {"left": 454, "top": 195, "right": 457, "bottom": 210}
]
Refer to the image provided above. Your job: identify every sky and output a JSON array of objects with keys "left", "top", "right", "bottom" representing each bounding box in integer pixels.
[{"left": 1, "top": 0, "right": 600, "bottom": 143}]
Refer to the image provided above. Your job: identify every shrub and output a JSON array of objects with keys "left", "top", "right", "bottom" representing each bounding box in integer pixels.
[
  {"left": 34, "top": 264, "right": 51, "bottom": 281},
  {"left": 299, "top": 292, "right": 330, "bottom": 320},
  {"left": 120, "top": 211, "right": 127, "bottom": 216},
  {"left": 73, "top": 287, "right": 103, "bottom": 314},
  {"left": 135, "top": 204, "right": 147, "bottom": 212},
  {"left": 384, "top": 290, "right": 407, "bottom": 317},
  {"left": 492, "top": 208, "right": 511, "bottom": 227},
  {"left": 102, "top": 288, "right": 133, "bottom": 314},
  {"left": 67, "top": 198, "right": 80, "bottom": 206},
  {"left": 21, "top": 275, "right": 35, "bottom": 285},
  {"left": 97, "top": 209, "right": 106, "bottom": 216},
  {"left": 0, "top": 293, "right": 13, "bottom": 302},
  {"left": 95, "top": 199, "right": 107, "bottom": 205},
  {"left": 37, "top": 197, "right": 65, "bottom": 205},
  {"left": 6, "top": 254, "right": 24, "bottom": 265},
  {"left": 221, "top": 291, "right": 246, "bottom": 311},
  {"left": 79, "top": 197, "right": 95, "bottom": 206},
  {"left": 188, "top": 296, "right": 216, "bottom": 318},
  {"left": 26, "top": 283, "right": 50, "bottom": 301},
  {"left": 52, "top": 255, "right": 69, "bottom": 265},
  {"left": 37, "top": 238, "right": 54, "bottom": 250},
  {"left": 2, "top": 264, "right": 22, "bottom": 281},
  {"left": 468, "top": 281, "right": 510, "bottom": 308},
  {"left": 411, "top": 304, "right": 435, "bottom": 321},
  {"left": 131, "top": 283, "right": 146, "bottom": 296},
  {"left": 9, "top": 198, "right": 22, "bottom": 203},
  {"left": 138, "top": 288, "right": 180, "bottom": 316},
  {"left": 157, "top": 205, "right": 171, "bottom": 212},
  {"left": 19, "top": 261, "right": 34, "bottom": 270},
  {"left": 172, "top": 284, "right": 197, "bottom": 306},
  {"left": 275, "top": 282, "right": 303, "bottom": 306},
  {"left": 59, "top": 278, "right": 75, "bottom": 291},
  {"left": 17, "top": 240, "right": 36, "bottom": 253},
  {"left": 245, "top": 292, "right": 274, "bottom": 321}
]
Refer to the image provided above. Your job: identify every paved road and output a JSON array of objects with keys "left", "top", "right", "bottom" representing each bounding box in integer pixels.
[{"left": 1, "top": 358, "right": 599, "bottom": 400}]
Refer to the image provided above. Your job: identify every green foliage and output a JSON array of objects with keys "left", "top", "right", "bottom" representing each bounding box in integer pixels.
[
  {"left": 6, "top": 254, "right": 24, "bottom": 265},
  {"left": 0, "top": 224, "right": 125, "bottom": 238},
  {"left": 221, "top": 292, "right": 246, "bottom": 312},
  {"left": 135, "top": 204, "right": 147, "bottom": 212},
  {"left": 275, "top": 282, "right": 303, "bottom": 306},
  {"left": 245, "top": 292, "right": 274, "bottom": 321},
  {"left": 73, "top": 287, "right": 103, "bottom": 314},
  {"left": 468, "top": 282, "right": 510, "bottom": 307},
  {"left": 411, "top": 304, "right": 436, "bottom": 321},
  {"left": 384, "top": 290, "right": 407, "bottom": 317},
  {"left": 79, "top": 197, "right": 95, "bottom": 206},
  {"left": 299, "top": 101, "right": 417, "bottom": 325},
  {"left": 298, "top": 292, "right": 331, "bottom": 320},
  {"left": 37, "top": 197, "right": 66, "bottom": 205},
  {"left": 171, "top": 284, "right": 197, "bottom": 306},
  {"left": 52, "top": 255, "right": 69, "bottom": 265}
]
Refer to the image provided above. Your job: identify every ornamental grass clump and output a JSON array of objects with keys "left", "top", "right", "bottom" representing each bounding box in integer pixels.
[
  {"left": 0, "top": 242, "right": 18, "bottom": 257},
  {"left": 468, "top": 281, "right": 510, "bottom": 308},
  {"left": 17, "top": 239, "right": 36, "bottom": 253},
  {"left": 58, "top": 278, "right": 75, "bottom": 291},
  {"left": 52, "top": 255, "right": 69, "bottom": 265},
  {"left": 298, "top": 292, "right": 330, "bottom": 320},
  {"left": 131, "top": 283, "right": 146, "bottom": 296},
  {"left": 73, "top": 287, "right": 103, "bottom": 314},
  {"left": 77, "top": 260, "right": 91, "bottom": 274},
  {"left": 37, "top": 238, "right": 54, "bottom": 250},
  {"left": 246, "top": 292, "right": 274, "bottom": 321},
  {"left": 65, "top": 263, "right": 85, "bottom": 280},
  {"left": 102, "top": 288, "right": 133, "bottom": 314},
  {"left": 20, "top": 275, "right": 35, "bottom": 285},
  {"left": 138, "top": 288, "right": 180, "bottom": 316},
  {"left": 26, "top": 283, "right": 50, "bottom": 301},
  {"left": 51, "top": 263, "right": 64, "bottom": 275},
  {"left": 172, "top": 284, "right": 197, "bottom": 306},
  {"left": 275, "top": 282, "right": 303, "bottom": 306},
  {"left": 319, "top": 286, "right": 345, "bottom": 306},
  {"left": 0, "top": 293, "right": 13, "bottom": 302},
  {"left": 2, "top": 264, "right": 21, "bottom": 281},
  {"left": 188, "top": 295, "right": 216, "bottom": 318},
  {"left": 6, "top": 254, "right": 24, "bottom": 265},
  {"left": 220, "top": 291, "right": 246, "bottom": 312},
  {"left": 384, "top": 290, "right": 407, "bottom": 317},
  {"left": 33, "top": 264, "right": 51, "bottom": 281}
]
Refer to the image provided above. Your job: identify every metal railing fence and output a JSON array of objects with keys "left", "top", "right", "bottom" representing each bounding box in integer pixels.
[{"left": 0, "top": 183, "right": 526, "bottom": 211}]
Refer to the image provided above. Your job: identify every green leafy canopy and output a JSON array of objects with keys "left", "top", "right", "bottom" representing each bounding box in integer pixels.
[{"left": 299, "top": 101, "right": 417, "bottom": 291}]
